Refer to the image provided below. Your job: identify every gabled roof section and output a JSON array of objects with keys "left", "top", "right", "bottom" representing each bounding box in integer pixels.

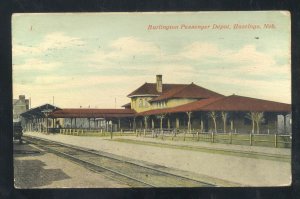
[
  {"left": 121, "top": 103, "right": 131, "bottom": 108},
  {"left": 20, "top": 104, "right": 61, "bottom": 118},
  {"left": 150, "top": 83, "right": 224, "bottom": 102},
  {"left": 50, "top": 108, "right": 136, "bottom": 118},
  {"left": 201, "top": 95, "right": 291, "bottom": 112},
  {"left": 127, "top": 83, "right": 187, "bottom": 97}
]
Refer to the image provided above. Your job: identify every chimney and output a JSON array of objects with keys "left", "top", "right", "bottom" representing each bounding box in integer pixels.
[
  {"left": 19, "top": 95, "right": 25, "bottom": 101},
  {"left": 156, "top": 75, "right": 162, "bottom": 92}
]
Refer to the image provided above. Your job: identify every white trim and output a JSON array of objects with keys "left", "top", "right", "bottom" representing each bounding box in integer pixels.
[{"left": 128, "top": 94, "right": 159, "bottom": 98}]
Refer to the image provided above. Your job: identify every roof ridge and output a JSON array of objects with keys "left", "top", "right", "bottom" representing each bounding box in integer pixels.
[
  {"left": 198, "top": 96, "right": 227, "bottom": 109},
  {"left": 149, "top": 84, "right": 189, "bottom": 102},
  {"left": 173, "top": 83, "right": 224, "bottom": 98},
  {"left": 227, "top": 94, "right": 290, "bottom": 105},
  {"left": 166, "top": 83, "right": 190, "bottom": 94},
  {"left": 173, "top": 83, "right": 198, "bottom": 96},
  {"left": 127, "top": 82, "right": 190, "bottom": 97}
]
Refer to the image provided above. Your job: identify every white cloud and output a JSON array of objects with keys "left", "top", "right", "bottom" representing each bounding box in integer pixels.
[
  {"left": 179, "top": 42, "right": 290, "bottom": 76},
  {"left": 180, "top": 42, "right": 221, "bottom": 59},
  {"left": 229, "top": 45, "right": 275, "bottom": 66},
  {"left": 13, "top": 32, "right": 85, "bottom": 56},
  {"left": 26, "top": 74, "right": 149, "bottom": 90},
  {"left": 13, "top": 45, "right": 40, "bottom": 57},
  {"left": 202, "top": 75, "right": 291, "bottom": 103},
  {"left": 13, "top": 58, "right": 61, "bottom": 71},
  {"left": 40, "top": 32, "right": 84, "bottom": 49},
  {"left": 86, "top": 37, "right": 160, "bottom": 65},
  {"left": 13, "top": 74, "right": 150, "bottom": 108},
  {"left": 228, "top": 45, "right": 290, "bottom": 76},
  {"left": 110, "top": 37, "right": 160, "bottom": 55}
]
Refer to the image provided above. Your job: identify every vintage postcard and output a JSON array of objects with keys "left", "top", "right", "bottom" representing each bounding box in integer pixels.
[{"left": 12, "top": 11, "right": 291, "bottom": 188}]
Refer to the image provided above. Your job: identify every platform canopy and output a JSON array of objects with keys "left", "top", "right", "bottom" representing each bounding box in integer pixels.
[
  {"left": 20, "top": 104, "right": 61, "bottom": 119},
  {"left": 137, "top": 95, "right": 291, "bottom": 116},
  {"left": 49, "top": 108, "right": 136, "bottom": 119}
]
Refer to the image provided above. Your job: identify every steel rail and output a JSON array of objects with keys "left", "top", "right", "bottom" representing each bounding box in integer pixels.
[
  {"left": 23, "top": 136, "right": 214, "bottom": 187},
  {"left": 23, "top": 136, "right": 156, "bottom": 187}
]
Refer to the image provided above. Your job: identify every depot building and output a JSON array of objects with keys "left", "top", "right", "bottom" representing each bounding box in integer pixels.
[{"left": 20, "top": 75, "right": 291, "bottom": 134}]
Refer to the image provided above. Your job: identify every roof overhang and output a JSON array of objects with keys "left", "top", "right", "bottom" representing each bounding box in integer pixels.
[
  {"left": 136, "top": 95, "right": 291, "bottom": 116},
  {"left": 50, "top": 108, "right": 136, "bottom": 118},
  {"left": 20, "top": 104, "right": 62, "bottom": 119},
  {"left": 127, "top": 94, "right": 159, "bottom": 98}
]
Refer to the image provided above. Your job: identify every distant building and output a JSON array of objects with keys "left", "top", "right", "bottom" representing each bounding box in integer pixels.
[{"left": 13, "top": 95, "right": 29, "bottom": 120}]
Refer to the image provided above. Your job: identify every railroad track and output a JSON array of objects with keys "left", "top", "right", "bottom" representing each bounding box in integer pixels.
[{"left": 23, "top": 136, "right": 215, "bottom": 188}]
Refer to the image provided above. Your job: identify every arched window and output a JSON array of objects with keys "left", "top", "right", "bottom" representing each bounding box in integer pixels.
[{"left": 139, "top": 99, "right": 143, "bottom": 107}]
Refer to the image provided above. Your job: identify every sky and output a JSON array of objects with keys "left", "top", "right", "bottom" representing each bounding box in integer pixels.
[{"left": 12, "top": 11, "right": 291, "bottom": 108}]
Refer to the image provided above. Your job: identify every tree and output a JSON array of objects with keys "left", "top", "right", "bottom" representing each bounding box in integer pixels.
[
  {"left": 246, "top": 112, "right": 264, "bottom": 134},
  {"left": 133, "top": 117, "right": 137, "bottom": 136},
  {"left": 185, "top": 112, "right": 192, "bottom": 141},
  {"left": 200, "top": 117, "right": 204, "bottom": 133},
  {"left": 143, "top": 115, "right": 149, "bottom": 136},
  {"left": 144, "top": 115, "right": 149, "bottom": 130},
  {"left": 186, "top": 112, "right": 192, "bottom": 133},
  {"left": 133, "top": 117, "right": 136, "bottom": 130},
  {"left": 253, "top": 112, "right": 264, "bottom": 134},
  {"left": 151, "top": 118, "right": 155, "bottom": 129},
  {"left": 208, "top": 111, "right": 218, "bottom": 133},
  {"left": 221, "top": 112, "right": 228, "bottom": 133},
  {"left": 156, "top": 115, "right": 165, "bottom": 139},
  {"left": 246, "top": 112, "right": 256, "bottom": 134}
]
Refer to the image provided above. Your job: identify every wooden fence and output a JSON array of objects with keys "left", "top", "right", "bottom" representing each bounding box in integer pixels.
[
  {"left": 137, "top": 128, "right": 291, "bottom": 148},
  {"left": 55, "top": 127, "right": 291, "bottom": 148}
]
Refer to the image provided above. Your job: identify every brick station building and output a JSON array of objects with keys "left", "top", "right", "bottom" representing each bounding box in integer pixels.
[
  {"left": 130, "top": 75, "right": 291, "bottom": 134},
  {"left": 20, "top": 75, "right": 291, "bottom": 134}
]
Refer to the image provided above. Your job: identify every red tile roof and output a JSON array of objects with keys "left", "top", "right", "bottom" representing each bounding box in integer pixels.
[
  {"left": 137, "top": 95, "right": 291, "bottom": 116},
  {"left": 121, "top": 103, "right": 131, "bottom": 108},
  {"left": 127, "top": 83, "right": 187, "bottom": 97},
  {"left": 127, "top": 82, "right": 223, "bottom": 102},
  {"left": 150, "top": 83, "right": 224, "bottom": 102},
  {"left": 201, "top": 95, "right": 291, "bottom": 112},
  {"left": 50, "top": 108, "right": 136, "bottom": 118},
  {"left": 21, "top": 104, "right": 61, "bottom": 118}
]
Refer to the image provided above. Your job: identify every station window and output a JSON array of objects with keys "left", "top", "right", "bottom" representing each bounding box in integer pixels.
[
  {"left": 144, "top": 99, "right": 149, "bottom": 108},
  {"left": 139, "top": 99, "right": 143, "bottom": 107}
]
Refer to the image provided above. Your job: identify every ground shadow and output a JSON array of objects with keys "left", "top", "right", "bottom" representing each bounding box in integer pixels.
[
  {"left": 13, "top": 141, "right": 44, "bottom": 157},
  {"left": 14, "top": 159, "right": 71, "bottom": 188}
]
